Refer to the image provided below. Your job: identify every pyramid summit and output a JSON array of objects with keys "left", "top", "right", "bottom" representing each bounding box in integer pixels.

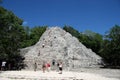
[{"left": 21, "top": 27, "right": 103, "bottom": 70}]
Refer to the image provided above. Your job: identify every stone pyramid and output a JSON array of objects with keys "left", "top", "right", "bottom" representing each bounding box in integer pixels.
[{"left": 21, "top": 27, "right": 102, "bottom": 70}]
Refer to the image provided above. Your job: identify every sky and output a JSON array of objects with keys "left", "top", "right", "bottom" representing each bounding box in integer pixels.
[{"left": 1, "top": 0, "right": 120, "bottom": 34}]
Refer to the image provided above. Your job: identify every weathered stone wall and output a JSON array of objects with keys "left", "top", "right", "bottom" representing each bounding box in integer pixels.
[{"left": 20, "top": 27, "right": 103, "bottom": 70}]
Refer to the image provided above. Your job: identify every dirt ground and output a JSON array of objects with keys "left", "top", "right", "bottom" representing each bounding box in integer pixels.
[
  {"left": 0, "top": 68, "right": 120, "bottom": 80},
  {"left": 71, "top": 68, "right": 120, "bottom": 79}
]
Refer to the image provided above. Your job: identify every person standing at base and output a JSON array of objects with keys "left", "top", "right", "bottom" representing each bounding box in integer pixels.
[
  {"left": 52, "top": 59, "right": 55, "bottom": 70},
  {"left": 52, "top": 59, "right": 55, "bottom": 66},
  {"left": 46, "top": 62, "right": 51, "bottom": 72},
  {"left": 56, "top": 61, "right": 59, "bottom": 72},
  {"left": 34, "top": 62, "right": 37, "bottom": 71},
  {"left": 1, "top": 61, "right": 7, "bottom": 71},
  {"left": 58, "top": 62, "right": 63, "bottom": 74},
  {"left": 42, "top": 62, "right": 46, "bottom": 73}
]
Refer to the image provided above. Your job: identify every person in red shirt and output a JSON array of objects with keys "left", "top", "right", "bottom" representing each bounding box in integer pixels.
[{"left": 46, "top": 62, "right": 51, "bottom": 72}]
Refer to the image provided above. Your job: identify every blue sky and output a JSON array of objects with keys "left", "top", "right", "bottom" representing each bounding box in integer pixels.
[{"left": 1, "top": 0, "right": 120, "bottom": 34}]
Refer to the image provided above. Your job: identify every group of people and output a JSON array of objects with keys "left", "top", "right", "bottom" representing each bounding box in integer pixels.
[
  {"left": 40, "top": 60, "right": 63, "bottom": 74},
  {"left": 1, "top": 60, "right": 63, "bottom": 74},
  {"left": 42, "top": 62, "right": 51, "bottom": 73}
]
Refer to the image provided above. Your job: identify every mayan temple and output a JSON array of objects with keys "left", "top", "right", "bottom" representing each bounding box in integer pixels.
[{"left": 20, "top": 27, "right": 103, "bottom": 70}]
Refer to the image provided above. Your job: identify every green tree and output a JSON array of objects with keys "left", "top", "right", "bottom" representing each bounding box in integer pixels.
[
  {"left": 78, "top": 30, "right": 103, "bottom": 54},
  {"left": 100, "top": 25, "right": 120, "bottom": 67},
  {"left": 0, "top": 7, "right": 25, "bottom": 69},
  {"left": 20, "top": 26, "right": 47, "bottom": 48},
  {"left": 63, "top": 25, "right": 80, "bottom": 38},
  {"left": 30, "top": 26, "right": 47, "bottom": 45},
  {"left": 63, "top": 26, "right": 103, "bottom": 54},
  {"left": 20, "top": 26, "right": 31, "bottom": 48}
]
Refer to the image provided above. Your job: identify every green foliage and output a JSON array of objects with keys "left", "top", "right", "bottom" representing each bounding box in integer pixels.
[
  {"left": 78, "top": 30, "right": 103, "bottom": 54},
  {"left": 0, "top": 7, "right": 25, "bottom": 69},
  {"left": 63, "top": 26, "right": 103, "bottom": 54},
  {"left": 99, "top": 25, "right": 120, "bottom": 67},
  {"left": 30, "top": 26, "right": 47, "bottom": 45},
  {"left": 20, "top": 26, "right": 47, "bottom": 48},
  {"left": 63, "top": 25, "right": 80, "bottom": 38},
  {"left": 0, "top": 7, "right": 47, "bottom": 70},
  {"left": 20, "top": 26, "right": 31, "bottom": 48}
]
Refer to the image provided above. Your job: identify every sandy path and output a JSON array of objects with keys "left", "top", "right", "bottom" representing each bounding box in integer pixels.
[
  {"left": 0, "top": 70, "right": 119, "bottom": 80},
  {"left": 71, "top": 68, "right": 120, "bottom": 79}
]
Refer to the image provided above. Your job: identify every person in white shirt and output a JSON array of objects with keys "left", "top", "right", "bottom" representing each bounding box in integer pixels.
[
  {"left": 58, "top": 62, "right": 63, "bottom": 74},
  {"left": 1, "top": 61, "right": 7, "bottom": 71}
]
